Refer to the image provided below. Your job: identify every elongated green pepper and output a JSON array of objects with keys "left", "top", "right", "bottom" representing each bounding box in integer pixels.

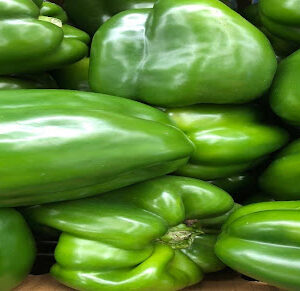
[
  {"left": 24, "top": 176, "right": 234, "bottom": 291},
  {"left": 0, "top": 0, "right": 90, "bottom": 75},
  {"left": 0, "top": 208, "right": 36, "bottom": 291},
  {"left": 215, "top": 201, "right": 300, "bottom": 290},
  {"left": 89, "top": 0, "right": 276, "bottom": 106},
  {"left": 0, "top": 89, "right": 193, "bottom": 207},
  {"left": 166, "top": 105, "right": 288, "bottom": 180}
]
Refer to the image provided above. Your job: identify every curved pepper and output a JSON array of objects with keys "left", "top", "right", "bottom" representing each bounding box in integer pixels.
[
  {"left": 24, "top": 176, "right": 234, "bottom": 291},
  {"left": 215, "top": 201, "right": 300, "bottom": 290},
  {"left": 258, "top": 0, "right": 300, "bottom": 44},
  {"left": 270, "top": 49, "right": 300, "bottom": 127},
  {"left": 165, "top": 105, "right": 288, "bottom": 180},
  {"left": 89, "top": 0, "right": 276, "bottom": 107},
  {"left": 52, "top": 58, "right": 90, "bottom": 91},
  {"left": 0, "top": 208, "right": 36, "bottom": 291},
  {"left": 0, "top": 73, "right": 58, "bottom": 90},
  {"left": 260, "top": 139, "right": 300, "bottom": 200},
  {"left": 0, "top": 89, "right": 193, "bottom": 207},
  {"left": 0, "top": 0, "right": 90, "bottom": 75},
  {"left": 40, "top": 1, "right": 68, "bottom": 23}
]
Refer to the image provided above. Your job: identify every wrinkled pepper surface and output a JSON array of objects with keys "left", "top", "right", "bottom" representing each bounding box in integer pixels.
[
  {"left": 0, "top": 0, "right": 90, "bottom": 75},
  {"left": 0, "top": 208, "right": 36, "bottom": 291},
  {"left": 260, "top": 139, "right": 300, "bottom": 200},
  {"left": 270, "top": 49, "right": 300, "bottom": 127},
  {"left": 89, "top": 0, "right": 276, "bottom": 107},
  {"left": 0, "top": 89, "right": 193, "bottom": 207},
  {"left": 165, "top": 105, "right": 288, "bottom": 180},
  {"left": 52, "top": 58, "right": 90, "bottom": 91},
  {"left": 24, "top": 176, "right": 234, "bottom": 291},
  {"left": 215, "top": 201, "right": 300, "bottom": 290}
]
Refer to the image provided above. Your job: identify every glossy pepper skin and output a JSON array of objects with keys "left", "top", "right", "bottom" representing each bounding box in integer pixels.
[
  {"left": 89, "top": 0, "right": 276, "bottom": 107},
  {"left": 52, "top": 58, "right": 91, "bottom": 91},
  {"left": 270, "top": 49, "right": 300, "bottom": 127},
  {"left": 215, "top": 201, "right": 300, "bottom": 290},
  {"left": 24, "top": 176, "right": 234, "bottom": 291},
  {"left": 0, "top": 0, "right": 90, "bottom": 75},
  {"left": 260, "top": 139, "right": 300, "bottom": 200},
  {"left": 165, "top": 105, "right": 288, "bottom": 180},
  {"left": 63, "top": 0, "right": 237, "bottom": 36},
  {"left": 258, "top": 0, "right": 300, "bottom": 44},
  {"left": 0, "top": 208, "right": 36, "bottom": 291},
  {"left": 0, "top": 89, "right": 193, "bottom": 207},
  {"left": 0, "top": 73, "right": 58, "bottom": 90}
]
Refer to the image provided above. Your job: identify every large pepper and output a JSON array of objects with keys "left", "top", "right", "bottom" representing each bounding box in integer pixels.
[
  {"left": 215, "top": 201, "right": 300, "bottom": 290},
  {"left": 269, "top": 49, "right": 300, "bottom": 127},
  {"left": 0, "top": 208, "right": 36, "bottom": 291},
  {"left": 258, "top": 0, "right": 300, "bottom": 44},
  {"left": 24, "top": 176, "right": 234, "bottom": 291},
  {"left": 260, "top": 139, "right": 300, "bottom": 200},
  {"left": 165, "top": 105, "right": 288, "bottom": 180},
  {"left": 0, "top": 0, "right": 90, "bottom": 75},
  {"left": 0, "top": 89, "right": 193, "bottom": 207},
  {"left": 89, "top": 0, "right": 276, "bottom": 107},
  {"left": 52, "top": 58, "right": 91, "bottom": 91}
]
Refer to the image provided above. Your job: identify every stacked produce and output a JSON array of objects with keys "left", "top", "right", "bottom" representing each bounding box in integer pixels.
[{"left": 0, "top": 0, "right": 299, "bottom": 290}]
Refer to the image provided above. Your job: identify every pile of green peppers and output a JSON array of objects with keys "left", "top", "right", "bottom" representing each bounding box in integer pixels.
[{"left": 1, "top": 0, "right": 300, "bottom": 290}]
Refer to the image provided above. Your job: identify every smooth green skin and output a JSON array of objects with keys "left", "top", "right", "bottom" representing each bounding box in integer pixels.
[
  {"left": 166, "top": 105, "right": 288, "bottom": 180},
  {"left": 89, "top": 0, "right": 276, "bottom": 107},
  {"left": 40, "top": 1, "right": 68, "bottom": 23},
  {"left": 0, "top": 73, "right": 58, "bottom": 90},
  {"left": 0, "top": 89, "right": 193, "bottom": 207},
  {"left": 215, "top": 201, "right": 300, "bottom": 290},
  {"left": 0, "top": 0, "right": 90, "bottom": 75},
  {"left": 0, "top": 209, "right": 36, "bottom": 291},
  {"left": 270, "top": 49, "right": 300, "bottom": 127},
  {"left": 63, "top": 0, "right": 237, "bottom": 36},
  {"left": 243, "top": 4, "right": 299, "bottom": 57},
  {"left": 52, "top": 58, "right": 91, "bottom": 91},
  {"left": 24, "top": 176, "right": 234, "bottom": 291},
  {"left": 260, "top": 139, "right": 300, "bottom": 200},
  {"left": 259, "top": 0, "right": 300, "bottom": 44}
]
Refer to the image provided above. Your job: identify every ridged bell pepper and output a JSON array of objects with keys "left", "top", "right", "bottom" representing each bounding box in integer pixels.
[
  {"left": 89, "top": 0, "right": 276, "bottom": 107},
  {"left": 24, "top": 176, "right": 234, "bottom": 291},
  {"left": 258, "top": 0, "right": 300, "bottom": 44},
  {"left": 270, "top": 49, "right": 300, "bottom": 127},
  {"left": 0, "top": 208, "right": 36, "bottom": 291},
  {"left": 260, "top": 139, "right": 300, "bottom": 200},
  {"left": 0, "top": 0, "right": 90, "bottom": 75},
  {"left": 52, "top": 58, "right": 91, "bottom": 91},
  {"left": 215, "top": 201, "right": 300, "bottom": 290},
  {"left": 165, "top": 105, "right": 288, "bottom": 180},
  {"left": 0, "top": 89, "right": 193, "bottom": 207}
]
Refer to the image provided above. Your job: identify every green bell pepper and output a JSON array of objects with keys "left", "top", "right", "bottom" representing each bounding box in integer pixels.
[
  {"left": 52, "top": 58, "right": 90, "bottom": 91},
  {"left": 215, "top": 201, "right": 300, "bottom": 290},
  {"left": 0, "top": 73, "right": 58, "bottom": 90},
  {"left": 89, "top": 0, "right": 276, "bottom": 107},
  {"left": 63, "top": 0, "right": 237, "bottom": 36},
  {"left": 165, "top": 105, "right": 288, "bottom": 180},
  {"left": 24, "top": 176, "right": 234, "bottom": 291},
  {"left": 0, "top": 208, "right": 36, "bottom": 291},
  {"left": 260, "top": 139, "right": 300, "bottom": 200},
  {"left": 0, "top": 0, "right": 90, "bottom": 75},
  {"left": 270, "top": 49, "right": 300, "bottom": 127},
  {"left": 40, "top": 1, "right": 68, "bottom": 23},
  {"left": 258, "top": 0, "right": 300, "bottom": 44},
  {"left": 0, "top": 89, "right": 193, "bottom": 207}
]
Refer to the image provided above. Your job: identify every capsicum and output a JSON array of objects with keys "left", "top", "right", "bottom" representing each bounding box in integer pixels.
[
  {"left": 89, "top": 0, "right": 276, "bottom": 107},
  {"left": 24, "top": 176, "right": 234, "bottom": 291},
  {"left": 0, "top": 208, "right": 36, "bottom": 291},
  {"left": 215, "top": 201, "right": 300, "bottom": 290},
  {"left": 0, "top": 89, "right": 193, "bottom": 207},
  {"left": 165, "top": 105, "right": 288, "bottom": 180},
  {"left": 0, "top": 0, "right": 90, "bottom": 75}
]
